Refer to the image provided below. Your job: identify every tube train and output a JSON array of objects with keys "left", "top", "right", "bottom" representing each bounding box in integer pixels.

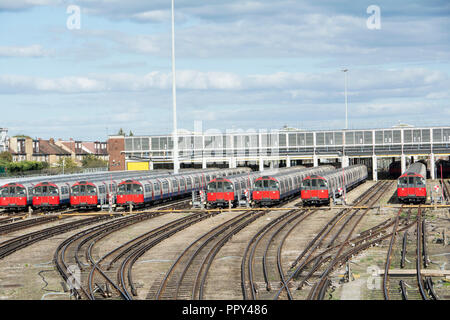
[
  {"left": 251, "top": 165, "right": 335, "bottom": 206},
  {"left": 301, "top": 164, "right": 368, "bottom": 206},
  {"left": 0, "top": 170, "right": 171, "bottom": 211},
  {"left": 397, "top": 162, "right": 427, "bottom": 203},
  {"left": 114, "top": 167, "right": 250, "bottom": 209},
  {"left": 206, "top": 170, "right": 277, "bottom": 208},
  {"left": 0, "top": 169, "right": 244, "bottom": 211}
]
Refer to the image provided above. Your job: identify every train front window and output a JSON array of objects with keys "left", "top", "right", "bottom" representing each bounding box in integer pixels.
[
  {"left": 416, "top": 177, "right": 426, "bottom": 187},
  {"left": 15, "top": 186, "right": 26, "bottom": 195},
  {"left": 267, "top": 180, "right": 278, "bottom": 190},
  {"left": 71, "top": 185, "right": 80, "bottom": 195},
  {"left": 302, "top": 179, "right": 311, "bottom": 189},
  {"left": 254, "top": 180, "right": 264, "bottom": 191},
  {"left": 224, "top": 181, "right": 233, "bottom": 191},
  {"left": 207, "top": 182, "right": 216, "bottom": 192},
  {"left": 398, "top": 177, "right": 407, "bottom": 188},
  {"left": 217, "top": 181, "right": 223, "bottom": 192},
  {"left": 48, "top": 186, "right": 58, "bottom": 195},
  {"left": 408, "top": 177, "right": 415, "bottom": 186},
  {"left": 317, "top": 180, "right": 327, "bottom": 188},
  {"left": 0, "top": 187, "right": 8, "bottom": 196},
  {"left": 131, "top": 184, "right": 143, "bottom": 193}
]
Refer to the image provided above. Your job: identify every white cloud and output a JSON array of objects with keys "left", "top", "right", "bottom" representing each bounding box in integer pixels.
[{"left": 0, "top": 44, "right": 50, "bottom": 57}]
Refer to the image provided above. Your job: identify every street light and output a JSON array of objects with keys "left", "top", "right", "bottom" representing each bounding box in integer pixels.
[
  {"left": 342, "top": 68, "right": 348, "bottom": 130},
  {"left": 171, "top": 0, "right": 179, "bottom": 174}
]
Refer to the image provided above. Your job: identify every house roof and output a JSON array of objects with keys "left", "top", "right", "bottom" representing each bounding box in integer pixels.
[{"left": 37, "top": 140, "right": 71, "bottom": 155}]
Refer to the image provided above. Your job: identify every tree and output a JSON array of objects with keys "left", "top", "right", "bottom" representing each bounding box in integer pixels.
[
  {"left": 81, "top": 154, "right": 108, "bottom": 168},
  {"left": 56, "top": 157, "right": 78, "bottom": 170},
  {"left": 117, "top": 128, "right": 125, "bottom": 136},
  {"left": 129, "top": 130, "right": 134, "bottom": 136},
  {"left": 0, "top": 151, "right": 12, "bottom": 163}
]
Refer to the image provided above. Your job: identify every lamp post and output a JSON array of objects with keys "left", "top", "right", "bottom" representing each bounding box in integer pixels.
[
  {"left": 342, "top": 68, "right": 348, "bottom": 130},
  {"left": 171, "top": 0, "right": 179, "bottom": 174}
]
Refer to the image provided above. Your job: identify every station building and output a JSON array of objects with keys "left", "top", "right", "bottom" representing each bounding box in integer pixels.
[{"left": 108, "top": 125, "right": 450, "bottom": 181}]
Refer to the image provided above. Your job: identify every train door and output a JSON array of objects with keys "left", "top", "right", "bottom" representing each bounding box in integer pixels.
[
  {"left": 407, "top": 175, "right": 416, "bottom": 196},
  {"left": 310, "top": 178, "right": 318, "bottom": 198},
  {"left": 415, "top": 176, "right": 426, "bottom": 198}
]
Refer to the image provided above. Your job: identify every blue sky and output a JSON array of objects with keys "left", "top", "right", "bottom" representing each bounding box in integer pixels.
[{"left": 0, "top": 0, "right": 449, "bottom": 140}]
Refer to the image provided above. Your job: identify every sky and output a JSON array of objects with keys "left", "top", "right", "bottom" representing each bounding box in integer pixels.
[{"left": 0, "top": 0, "right": 449, "bottom": 141}]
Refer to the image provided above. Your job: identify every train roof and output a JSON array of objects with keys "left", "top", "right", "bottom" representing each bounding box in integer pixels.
[{"left": 401, "top": 162, "right": 426, "bottom": 178}]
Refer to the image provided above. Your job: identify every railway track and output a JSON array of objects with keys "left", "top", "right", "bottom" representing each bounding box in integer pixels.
[
  {"left": 241, "top": 208, "right": 316, "bottom": 300},
  {"left": 266, "top": 181, "right": 392, "bottom": 300},
  {"left": 53, "top": 199, "right": 195, "bottom": 300},
  {"left": 0, "top": 215, "right": 111, "bottom": 260},
  {"left": 152, "top": 209, "right": 268, "bottom": 300},
  {"left": 383, "top": 206, "right": 440, "bottom": 300}
]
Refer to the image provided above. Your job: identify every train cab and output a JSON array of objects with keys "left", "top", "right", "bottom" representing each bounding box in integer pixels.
[
  {"left": 32, "top": 182, "right": 61, "bottom": 208},
  {"left": 70, "top": 181, "right": 99, "bottom": 209},
  {"left": 206, "top": 178, "right": 235, "bottom": 207},
  {"left": 116, "top": 180, "right": 145, "bottom": 207},
  {"left": 252, "top": 177, "right": 280, "bottom": 205},
  {"left": 0, "top": 183, "right": 30, "bottom": 210},
  {"left": 301, "top": 175, "right": 330, "bottom": 205},
  {"left": 397, "top": 174, "right": 426, "bottom": 203}
]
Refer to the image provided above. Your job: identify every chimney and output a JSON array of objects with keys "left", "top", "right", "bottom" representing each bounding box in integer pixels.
[{"left": 49, "top": 138, "right": 55, "bottom": 144}]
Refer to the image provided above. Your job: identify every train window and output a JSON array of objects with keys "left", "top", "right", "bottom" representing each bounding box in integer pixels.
[
  {"left": 71, "top": 185, "right": 80, "bottom": 195},
  {"left": 216, "top": 181, "right": 223, "bottom": 192},
  {"left": 99, "top": 186, "right": 105, "bottom": 194},
  {"left": 0, "top": 187, "right": 8, "bottom": 196},
  {"left": 207, "top": 182, "right": 216, "bottom": 192},
  {"left": 145, "top": 184, "right": 151, "bottom": 192},
  {"left": 224, "top": 181, "right": 233, "bottom": 191},
  {"left": 416, "top": 177, "right": 426, "bottom": 187},
  {"left": 398, "top": 177, "right": 408, "bottom": 187},
  {"left": 16, "top": 186, "right": 26, "bottom": 195},
  {"left": 268, "top": 180, "right": 278, "bottom": 190},
  {"left": 86, "top": 185, "right": 96, "bottom": 195},
  {"left": 154, "top": 183, "right": 160, "bottom": 191},
  {"left": 162, "top": 181, "right": 169, "bottom": 190},
  {"left": 180, "top": 179, "right": 185, "bottom": 187},
  {"left": 254, "top": 180, "right": 264, "bottom": 190},
  {"left": 302, "top": 179, "right": 310, "bottom": 189},
  {"left": 132, "top": 184, "right": 143, "bottom": 193},
  {"left": 318, "top": 180, "right": 327, "bottom": 188},
  {"left": 408, "top": 177, "right": 415, "bottom": 186},
  {"left": 194, "top": 177, "right": 199, "bottom": 185},
  {"left": 311, "top": 179, "right": 317, "bottom": 188}
]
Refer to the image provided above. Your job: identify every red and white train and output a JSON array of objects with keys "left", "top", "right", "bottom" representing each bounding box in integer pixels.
[
  {"left": 397, "top": 162, "right": 427, "bottom": 203},
  {"left": 251, "top": 165, "right": 335, "bottom": 206},
  {"left": 301, "top": 164, "right": 368, "bottom": 206},
  {"left": 206, "top": 170, "right": 265, "bottom": 208},
  {"left": 114, "top": 168, "right": 251, "bottom": 209},
  {"left": 0, "top": 170, "right": 170, "bottom": 211}
]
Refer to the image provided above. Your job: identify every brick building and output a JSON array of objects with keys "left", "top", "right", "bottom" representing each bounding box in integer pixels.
[{"left": 107, "top": 135, "right": 125, "bottom": 171}]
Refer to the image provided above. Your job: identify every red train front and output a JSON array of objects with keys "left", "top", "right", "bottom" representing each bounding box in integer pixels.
[
  {"left": 70, "top": 181, "right": 98, "bottom": 209},
  {"left": 300, "top": 175, "right": 330, "bottom": 205},
  {"left": 397, "top": 163, "right": 427, "bottom": 204},
  {"left": 206, "top": 178, "right": 235, "bottom": 207},
  {"left": 116, "top": 180, "right": 145, "bottom": 207},
  {"left": 252, "top": 177, "right": 280, "bottom": 205},
  {"left": 0, "top": 183, "right": 29, "bottom": 210},
  {"left": 32, "top": 182, "right": 60, "bottom": 208}
]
